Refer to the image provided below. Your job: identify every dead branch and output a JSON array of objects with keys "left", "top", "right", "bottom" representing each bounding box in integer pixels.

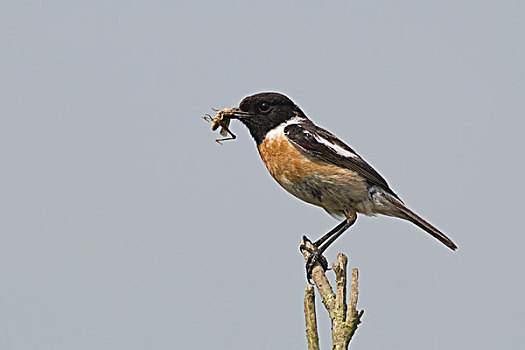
[{"left": 301, "top": 238, "right": 364, "bottom": 350}]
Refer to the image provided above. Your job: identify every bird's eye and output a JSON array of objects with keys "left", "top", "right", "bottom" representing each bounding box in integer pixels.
[{"left": 259, "top": 102, "right": 270, "bottom": 112}]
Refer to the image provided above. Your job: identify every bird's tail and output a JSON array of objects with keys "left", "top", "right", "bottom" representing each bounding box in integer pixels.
[{"left": 380, "top": 193, "right": 457, "bottom": 251}]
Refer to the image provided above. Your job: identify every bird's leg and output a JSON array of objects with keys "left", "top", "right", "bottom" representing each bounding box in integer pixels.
[
  {"left": 316, "top": 211, "right": 357, "bottom": 253},
  {"left": 300, "top": 211, "right": 357, "bottom": 282},
  {"left": 299, "top": 220, "right": 348, "bottom": 255},
  {"left": 313, "top": 220, "right": 350, "bottom": 248}
]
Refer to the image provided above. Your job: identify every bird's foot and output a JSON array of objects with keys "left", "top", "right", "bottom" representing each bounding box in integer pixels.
[{"left": 300, "top": 235, "right": 329, "bottom": 284}]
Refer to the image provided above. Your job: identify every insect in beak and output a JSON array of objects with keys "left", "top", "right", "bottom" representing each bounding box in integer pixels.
[{"left": 203, "top": 108, "right": 237, "bottom": 144}]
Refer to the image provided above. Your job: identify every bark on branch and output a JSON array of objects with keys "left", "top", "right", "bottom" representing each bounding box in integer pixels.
[{"left": 301, "top": 238, "right": 364, "bottom": 350}]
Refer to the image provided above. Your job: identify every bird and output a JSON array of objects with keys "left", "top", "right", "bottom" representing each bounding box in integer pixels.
[{"left": 226, "top": 92, "right": 457, "bottom": 280}]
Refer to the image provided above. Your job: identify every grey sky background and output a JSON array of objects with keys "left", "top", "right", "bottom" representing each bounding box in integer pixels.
[{"left": 1, "top": 1, "right": 524, "bottom": 349}]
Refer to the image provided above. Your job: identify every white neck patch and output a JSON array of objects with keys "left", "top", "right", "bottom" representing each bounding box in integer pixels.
[{"left": 265, "top": 116, "right": 305, "bottom": 141}]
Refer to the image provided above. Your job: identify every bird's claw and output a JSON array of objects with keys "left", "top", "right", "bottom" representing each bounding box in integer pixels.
[{"left": 300, "top": 235, "right": 329, "bottom": 284}]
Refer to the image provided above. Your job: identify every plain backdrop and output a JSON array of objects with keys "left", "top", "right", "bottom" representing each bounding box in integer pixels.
[{"left": 1, "top": 1, "right": 524, "bottom": 349}]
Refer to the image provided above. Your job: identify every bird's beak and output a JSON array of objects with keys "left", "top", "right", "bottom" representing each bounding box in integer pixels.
[{"left": 230, "top": 108, "right": 252, "bottom": 120}]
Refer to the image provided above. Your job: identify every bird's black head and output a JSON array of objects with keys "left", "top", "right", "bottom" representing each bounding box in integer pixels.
[{"left": 231, "top": 92, "right": 306, "bottom": 144}]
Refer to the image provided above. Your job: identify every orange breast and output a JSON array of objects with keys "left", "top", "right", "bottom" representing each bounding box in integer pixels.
[
  {"left": 258, "top": 134, "right": 317, "bottom": 185},
  {"left": 257, "top": 134, "right": 368, "bottom": 208}
]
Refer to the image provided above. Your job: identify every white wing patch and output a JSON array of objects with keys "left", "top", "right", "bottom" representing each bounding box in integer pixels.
[{"left": 313, "top": 135, "right": 358, "bottom": 158}]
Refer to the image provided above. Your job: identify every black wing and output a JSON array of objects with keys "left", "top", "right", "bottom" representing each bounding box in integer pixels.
[{"left": 284, "top": 121, "right": 401, "bottom": 200}]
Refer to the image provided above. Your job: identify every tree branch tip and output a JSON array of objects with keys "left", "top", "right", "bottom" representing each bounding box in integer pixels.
[
  {"left": 355, "top": 310, "right": 364, "bottom": 326},
  {"left": 300, "top": 240, "right": 363, "bottom": 348}
]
